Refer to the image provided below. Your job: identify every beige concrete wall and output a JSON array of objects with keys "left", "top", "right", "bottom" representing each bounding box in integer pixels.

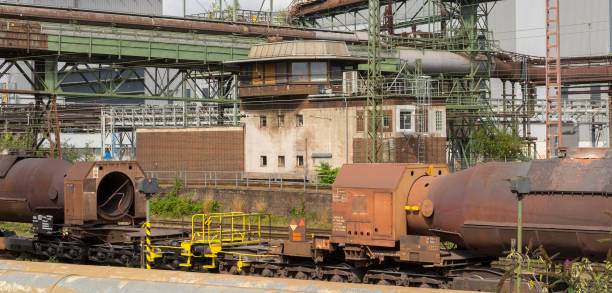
[{"left": 243, "top": 104, "right": 447, "bottom": 175}]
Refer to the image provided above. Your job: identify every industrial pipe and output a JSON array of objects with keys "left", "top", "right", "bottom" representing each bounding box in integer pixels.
[
  {"left": 0, "top": 3, "right": 366, "bottom": 43},
  {"left": 0, "top": 157, "right": 71, "bottom": 222},
  {"left": 406, "top": 152, "right": 612, "bottom": 261},
  {"left": 398, "top": 49, "right": 493, "bottom": 76}
]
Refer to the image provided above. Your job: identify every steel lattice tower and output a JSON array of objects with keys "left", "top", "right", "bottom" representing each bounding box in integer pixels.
[{"left": 366, "top": 0, "right": 384, "bottom": 163}]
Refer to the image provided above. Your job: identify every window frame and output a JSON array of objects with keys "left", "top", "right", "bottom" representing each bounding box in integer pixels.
[
  {"left": 296, "top": 114, "right": 304, "bottom": 127},
  {"left": 278, "top": 155, "right": 285, "bottom": 167},
  {"left": 296, "top": 155, "right": 304, "bottom": 167},
  {"left": 260, "top": 155, "right": 267, "bottom": 167},
  {"left": 396, "top": 106, "right": 416, "bottom": 133},
  {"left": 290, "top": 62, "right": 309, "bottom": 83},
  {"left": 309, "top": 61, "right": 328, "bottom": 82},
  {"left": 260, "top": 115, "right": 267, "bottom": 127},
  {"left": 278, "top": 115, "right": 285, "bottom": 127},
  {"left": 435, "top": 110, "right": 443, "bottom": 132}
]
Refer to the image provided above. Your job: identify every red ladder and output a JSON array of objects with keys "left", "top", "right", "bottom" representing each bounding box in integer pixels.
[{"left": 545, "top": 0, "right": 562, "bottom": 158}]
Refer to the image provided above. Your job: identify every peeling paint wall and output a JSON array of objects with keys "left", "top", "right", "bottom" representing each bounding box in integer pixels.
[{"left": 243, "top": 103, "right": 447, "bottom": 175}]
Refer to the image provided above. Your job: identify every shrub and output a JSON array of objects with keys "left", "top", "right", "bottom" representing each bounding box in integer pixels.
[
  {"left": 206, "top": 199, "right": 221, "bottom": 212},
  {"left": 315, "top": 162, "right": 339, "bottom": 185},
  {"left": 150, "top": 178, "right": 201, "bottom": 218}
]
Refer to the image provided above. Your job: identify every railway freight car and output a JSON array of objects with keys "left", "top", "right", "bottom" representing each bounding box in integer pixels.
[
  {"left": 0, "top": 150, "right": 610, "bottom": 292},
  {"left": 0, "top": 154, "right": 182, "bottom": 265},
  {"left": 276, "top": 150, "right": 612, "bottom": 290}
]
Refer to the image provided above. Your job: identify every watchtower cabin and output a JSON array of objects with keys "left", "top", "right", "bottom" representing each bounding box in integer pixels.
[{"left": 224, "top": 40, "right": 366, "bottom": 99}]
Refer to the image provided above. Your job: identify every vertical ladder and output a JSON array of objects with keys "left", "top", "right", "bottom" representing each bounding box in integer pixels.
[
  {"left": 545, "top": 0, "right": 562, "bottom": 158},
  {"left": 415, "top": 76, "right": 431, "bottom": 163}
]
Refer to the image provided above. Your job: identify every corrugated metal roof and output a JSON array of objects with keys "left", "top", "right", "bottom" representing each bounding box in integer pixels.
[
  {"left": 248, "top": 40, "right": 351, "bottom": 59},
  {"left": 333, "top": 163, "right": 413, "bottom": 190}
]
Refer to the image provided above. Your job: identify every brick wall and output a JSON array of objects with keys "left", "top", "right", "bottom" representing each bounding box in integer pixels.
[
  {"left": 352, "top": 136, "right": 446, "bottom": 164},
  {"left": 136, "top": 127, "right": 244, "bottom": 172}
]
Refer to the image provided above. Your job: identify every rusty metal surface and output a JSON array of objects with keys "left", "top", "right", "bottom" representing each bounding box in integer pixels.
[
  {"left": 333, "top": 164, "right": 448, "bottom": 249},
  {"left": 494, "top": 58, "right": 612, "bottom": 85},
  {"left": 0, "top": 260, "right": 476, "bottom": 293},
  {"left": 333, "top": 163, "right": 412, "bottom": 190},
  {"left": 240, "top": 84, "right": 327, "bottom": 98},
  {"left": 0, "top": 19, "right": 48, "bottom": 52},
  {"left": 64, "top": 161, "right": 147, "bottom": 225},
  {"left": 0, "top": 156, "right": 71, "bottom": 223},
  {"left": 0, "top": 3, "right": 363, "bottom": 43},
  {"left": 408, "top": 158, "right": 612, "bottom": 260},
  {"left": 289, "top": 0, "right": 367, "bottom": 18},
  {"left": 398, "top": 235, "right": 441, "bottom": 264}
]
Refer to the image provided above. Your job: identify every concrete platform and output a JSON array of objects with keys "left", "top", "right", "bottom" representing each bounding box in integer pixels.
[{"left": 0, "top": 260, "right": 482, "bottom": 293}]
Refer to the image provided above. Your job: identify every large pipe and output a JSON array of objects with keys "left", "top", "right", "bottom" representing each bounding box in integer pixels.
[
  {"left": 406, "top": 153, "right": 612, "bottom": 261},
  {"left": 0, "top": 3, "right": 365, "bottom": 43},
  {"left": 0, "top": 157, "right": 71, "bottom": 222},
  {"left": 398, "top": 49, "right": 493, "bottom": 76},
  {"left": 0, "top": 260, "right": 468, "bottom": 293}
]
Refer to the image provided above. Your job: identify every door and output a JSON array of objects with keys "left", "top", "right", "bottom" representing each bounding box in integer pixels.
[{"left": 373, "top": 192, "right": 392, "bottom": 237}]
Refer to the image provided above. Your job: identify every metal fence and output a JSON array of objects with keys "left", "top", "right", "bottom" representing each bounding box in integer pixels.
[{"left": 145, "top": 170, "right": 333, "bottom": 193}]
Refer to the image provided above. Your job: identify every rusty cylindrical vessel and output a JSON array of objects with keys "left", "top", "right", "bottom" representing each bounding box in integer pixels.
[
  {"left": 0, "top": 156, "right": 72, "bottom": 222},
  {"left": 407, "top": 156, "right": 612, "bottom": 261}
]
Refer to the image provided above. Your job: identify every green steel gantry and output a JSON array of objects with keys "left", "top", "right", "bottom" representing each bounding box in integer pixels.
[
  {"left": 366, "top": 0, "right": 384, "bottom": 163},
  {"left": 292, "top": 0, "right": 500, "bottom": 169}
]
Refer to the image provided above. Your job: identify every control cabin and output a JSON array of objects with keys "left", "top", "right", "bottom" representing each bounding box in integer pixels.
[{"left": 224, "top": 40, "right": 366, "bottom": 98}]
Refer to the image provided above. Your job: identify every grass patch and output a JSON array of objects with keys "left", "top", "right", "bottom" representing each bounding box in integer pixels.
[
  {"left": 0, "top": 222, "right": 33, "bottom": 237},
  {"left": 150, "top": 192, "right": 202, "bottom": 218}
]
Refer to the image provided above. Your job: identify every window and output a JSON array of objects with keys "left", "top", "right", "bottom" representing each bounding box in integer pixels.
[
  {"left": 383, "top": 114, "right": 391, "bottom": 128},
  {"left": 275, "top": 63, "right": 287, "bottom": 84},
  {"left": 239, "top": 65, "right": 251, "bottom": 85},
  {"left": 278, "top": 115, "right": 285, "bottom": 127},
  {"left": 260, "top": 115, "right": 267, "bottom": 127},
  {"left": 253, "top": 63, "right": 264, "bottom": 85},
  {"left": 260, "top": 156, "right": 267, "bottom": 167},
  {"left": 310, "top": 62, "right": 327, "bottom": 82},
  {"left": 435, "top": 110, "right": 443, "bottom": 132},
  {"left": 330, "top": 64, "right": 342, "bottom": 82},
  {"left": 399, "top": 110, "right": 412, "bottom": 131},
  {"left": 356, "top": 111, "right": 364, "bottom": 132},
  {"left": 296, "top": 114, "right": 303, "bottom": 127},
  {"left": 291, "top": 62, "right": 308, "bottom": 82},
  {"left": 296, "top": 155, "right": 304, "bottom": 167},
  {"left": 278, "top": 156, "right": 285, "bottom": 167}
]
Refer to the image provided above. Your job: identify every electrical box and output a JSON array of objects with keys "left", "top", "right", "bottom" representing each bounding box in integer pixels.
[{"left": 138, "top": 178, "right": 159, "bottom": 195}]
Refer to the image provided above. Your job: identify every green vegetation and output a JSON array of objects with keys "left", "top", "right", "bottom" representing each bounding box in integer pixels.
[
  {"left": 498, "top": 246, "right": 611, "bottom": 292},
  {"left": 0, "top": 133, "right": 30, "bottom": 149},
  {"left": 315, "top": 162, "right": 339, "bottom": 185},
  {"left": 473, "top": 126, "right": 525, "bottom": 161},
  {"left": 61, "top": 141, "right": 97, "bottom": 163},
  {"left": 0, "top": 133, "right": 96, "bottom": 163},
  {"left": 0, "top": 222, "right": 33, "bottom": 237},
  {"left": 288, "top": 200, "right": 305, "bottom": 218},
  {"left": 205, "top": 199, "right": 221, "bottom": 213},
  {"left": 150, "top": 177, "right": 202, "bottom": 218}
]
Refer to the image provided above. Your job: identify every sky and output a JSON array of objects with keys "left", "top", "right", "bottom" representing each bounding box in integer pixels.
[{"left": 163, "top": 0, "right": 293, "bottom": 16}]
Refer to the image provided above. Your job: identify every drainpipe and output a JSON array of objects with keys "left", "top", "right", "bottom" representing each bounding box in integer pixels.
[
  {"left": 269, "top": 0, "right": 273, "bottom": 24},
  {"left": 345, "top": 96, "right": 348, "bottom": 164},
  {"left": 233, "top": 0, "right": 237, "bottom": 22}
]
